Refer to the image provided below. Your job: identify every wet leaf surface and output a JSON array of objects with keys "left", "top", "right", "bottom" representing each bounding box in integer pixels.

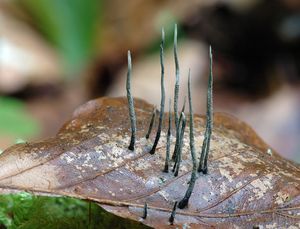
[{"left": 1, "top": 97, "right": 300, "bottom": 228}]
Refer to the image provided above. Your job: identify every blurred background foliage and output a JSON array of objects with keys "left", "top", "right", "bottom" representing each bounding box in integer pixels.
[
  {"left": 0, "top": 0, "right": 299, "bottom": 225},
  {"left": 0, "top": 192, "right": 148, "bottom": 228},
  {"left": 0, "top": 0, "right": 299, "bottom": 159},
  {"left": 18, "top": 0, "right": 101, "bottom": 74},
  {"left": 0, "top": 97, "right": 39, "bottom": 139}
]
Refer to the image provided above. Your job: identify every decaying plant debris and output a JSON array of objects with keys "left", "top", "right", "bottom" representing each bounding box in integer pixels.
[
  {"left": 0, "top": 26, "right": 300, "bottom": 228},
  {"left": 1, "top": 97, "right": 300, "bottom": 228}
]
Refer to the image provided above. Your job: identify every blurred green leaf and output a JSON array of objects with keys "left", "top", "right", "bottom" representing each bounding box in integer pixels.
[
  {"left": 15, "top": 138, "right": 27, "bottom": 144},
  {"left": 19, "top": 0, "right": 102, "bottom": 74},
  {"left": 0, "top": 193, "right": 149, "bottom": 229},
  {"left": 0, "top": 97, "right": 39, "bottom": 137}
]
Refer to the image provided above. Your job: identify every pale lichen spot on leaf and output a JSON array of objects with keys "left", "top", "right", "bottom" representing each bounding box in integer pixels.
[
  {"left": 218, "top": 157, "right": 245, "bottom": 182},
  {"left": 96, "top": 126, "right": 105, "bottom": 130},
  {"left": 203, "top": 195, "right": 209, "bottom": 201},
  {"left": 235, "top": 151, "right": 258, "bottom": 163},
  {"left": 235, "top": 181, "right": 243, "bottom": 188},
  {"left": 97, "top": 132, "right": 111, "bottom": 141},
  {"left": 108, "top": 190, "right": 116, "bottom": 197},
  {"left": 274, "top": 191, "right": 291, "bottom": 205},
  {"left": 113, "top": 134, "right": 130, "bottom": 145},
  {"left": 219, "top": 168, "right": 233, "bottom": 182},
  {"left": 79, "top": 124, "right": 91, "bottom": 133},
  {"left": 65, "top": 119, "right": 80, "bottom": 130},
  {"left": 250, "top": 174, "right": 274, "bottom": 200},
  {"left": 158, "top": 190, "right": 169, "bottom": 201},
  {"left": 60, "top": 151, "right": 76, "bottom": 164},
  {"left": 58, "top": 133, "right": 73, "bottom": 140},
  {"left": 145, "top": 177, "right": 162, "bottom": 189},
  {"left": 72, "top": 139, "right": 80, "bottom": 144},
  {"left": 279, "top": 170, "right": 300, "bottom": 181},
  {"left": 287, "top": 226, "right": 299, "bottom": 229},
  {"left": 135, "top": 158, "right": 152, "bottom": 171},
  {"left": 266, "top": 223, "right": 277, "bottom": 229},
  {"left": 220, "top": 182, "right": 227, "bottom": 195}
]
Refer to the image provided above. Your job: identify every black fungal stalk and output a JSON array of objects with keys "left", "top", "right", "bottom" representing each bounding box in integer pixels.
[
  {"left": 126, "top": 50, "right": 136, "bottom": 151},
  {"left": 198, "top": 46, "right": 213, "bottom": 174},
  {"left": 169, "top": 201, "right": 178, "bottom": 225},
  {"left": 172, "top": 105, "right": 186, "bottom": 172},
  {"left": 142, "top": 202, "right": 148, "bottom": 219},
  {"left": 163, "top": 99, "right": 172, "bottom": 173},
  {"left": 172, "top": 97, "right": 186, "bottom": 161},
  {"left": 174, "top": 112, "right": 186, "bottom": 177},
  {"left": 172, "top": 24, "right": 180, "bottom": 160},
  {"left": 178, "top": 70, "right": 197, "bottom": 209},
  {"left": 178, "top": 97, "right": 186, "bottom": 128},
  {"left": 145, "top": 107, "right": 157, "bottom": 139},
  {"left": 149, "top": 28, "right": 165, "bottom": 154}
]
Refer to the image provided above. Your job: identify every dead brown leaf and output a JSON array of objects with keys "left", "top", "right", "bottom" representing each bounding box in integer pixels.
[{"left": 1, "top": 97, "right": 300, "bottom": 228}]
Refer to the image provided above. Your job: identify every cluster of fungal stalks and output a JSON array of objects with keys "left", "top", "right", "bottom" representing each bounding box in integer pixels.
[{"left": 126, "top": 25, "right": 213, "bottom": 223}]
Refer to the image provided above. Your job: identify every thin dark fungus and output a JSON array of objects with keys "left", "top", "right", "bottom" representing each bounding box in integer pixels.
[
  {"left": 173, "top": 24, "right": 180, "bottom": 158},
  {"left": 163, "top": 99, "right": 172, "bottom": 173},
  {"left": 172, "top": 97, "right": 186, "bottom": 161},
  {"left": 145, "top": 106, "right": 157, "bottom": 139},
  {"left": 203, "top": 46, "right": 214, "bottom": 171},
  {"left": 174, "top": 112, "right": 186, "bottom": 177},
  {"left": 178, "top": 97, "right": 186, "bottom": 126},
  {"left": 178, "top": 70, "right": 197, "bottom": 209},
  {"left": 198, "top": 46, "right": 213, "bottom": 173},
  {"left": 172, "top": 108, "right": 186, "bottom": 172},
  {"left": 172, "top": 100, "right": 186, "bottom": 171},
  {"left": 142, "top": 202, "right": 148, "bottom": 219},
  {"left": 126, "top": 50, "right": 136, "bottom": 151},
  {"left": 169, "top": 201, "right": 178, "bottom": 225},
  {"left": 149, "top": 28, "right": 165, "bottom": 154}
]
